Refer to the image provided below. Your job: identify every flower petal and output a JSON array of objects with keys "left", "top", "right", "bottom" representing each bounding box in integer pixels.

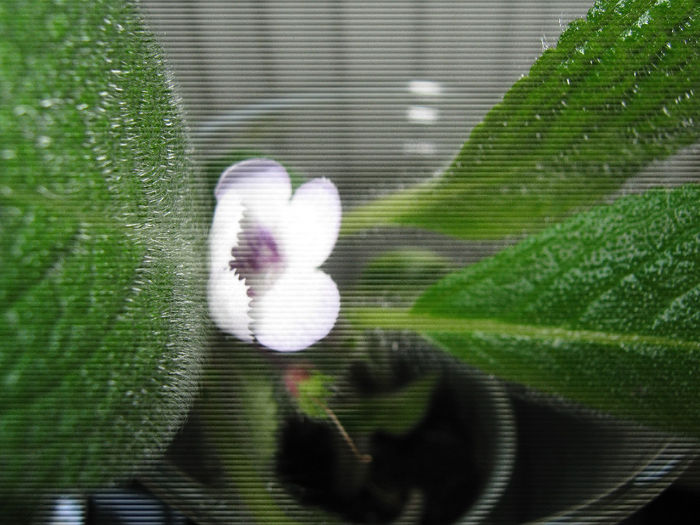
[
  {"left": 282, "top": 178, "right": 341, "bottom": 269},
  {"left": 208, "top": 190, "right": 252, "bottom": 341},
  {"left": 208, "top": 269, "right": 253, "bottom": 342},
  {"left": 208, "top": 190, "right": 245, "bottom": 273},
  {"left": 215, "top": 158, "right": 292, "bottom": 227},
  {"left": 253, "top": 268, "right": 340, "bottom": 352}
]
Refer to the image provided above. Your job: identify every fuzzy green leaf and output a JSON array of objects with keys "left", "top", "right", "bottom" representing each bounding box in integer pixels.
[
  {"left": 0, "top": 0, "right": 203, "bottom": 508},
  {"left": 200, "top": 344, "right": 293, "bottom": 524},
  {"left": 344, "top": 0, "right": 699, "bottom": 239},
  {"left": 350, "top": 185, "right": 700, "bottom": 437}
]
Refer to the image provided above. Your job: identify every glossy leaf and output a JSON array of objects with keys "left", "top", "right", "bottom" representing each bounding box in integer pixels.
[
  {"left": 0, "top": 0, "right": 203, "bottom": 507},
  {"left": 344, "top": 0, "right": 699, "bottom": 239},
  {"left": 350, "top": 185, "right": 700, "bottom": 437}
]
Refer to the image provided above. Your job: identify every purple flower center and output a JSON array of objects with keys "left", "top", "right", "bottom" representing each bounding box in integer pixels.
[{"left": 230, "top": 225, "right": 282, "bottom": 295}]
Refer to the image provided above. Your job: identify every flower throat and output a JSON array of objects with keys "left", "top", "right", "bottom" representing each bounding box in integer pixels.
[{"left": 230, "top": 222, "right": 283, "bottom": 296}]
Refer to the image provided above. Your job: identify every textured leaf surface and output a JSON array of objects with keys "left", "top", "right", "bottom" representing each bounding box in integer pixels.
[
  {"left": 351, "top": 185, "right": 700, "bottom": 437},
  {"left": 344, "top": 0, "right": 699, "bottom": 238},
  {"left": 0, "top": 0, "right": 203, "bottom": 506}
]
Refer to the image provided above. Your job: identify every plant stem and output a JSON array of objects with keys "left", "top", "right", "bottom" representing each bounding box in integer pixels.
[
  {"left": 345, "top": 306, "right": 700, "bottom": 351},
  {"left": 311, "top": 396, "right": 372, "bottom": 464}
]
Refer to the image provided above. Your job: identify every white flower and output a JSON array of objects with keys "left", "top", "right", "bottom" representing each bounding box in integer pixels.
[{"left": 208, "top": 158, "right": 341, "bottom": 352}]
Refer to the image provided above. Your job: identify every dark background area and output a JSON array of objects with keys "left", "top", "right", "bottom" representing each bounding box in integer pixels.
[{"left": 80, "top": 471, "right": 700, "bottom": 525}]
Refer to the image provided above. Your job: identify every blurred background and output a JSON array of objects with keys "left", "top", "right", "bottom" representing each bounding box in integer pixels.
[{"left": 141, "top": 0, "right": 699, "bottom": 203}]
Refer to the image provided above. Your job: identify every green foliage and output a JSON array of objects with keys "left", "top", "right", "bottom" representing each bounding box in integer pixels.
[
  {"left": 344, "top": 0, "right": 699, "bottom": 239},
  {"left": 290, "top": 362, "right": 437, "bottom": 436},
  {"left": 201, "top": 343, "right": 343, "bottom": 525},
  {"left": 295, "top": 369, "right": 335, "bottom": 420},
  {"left": 399, "top": 185, "right": 699, "bottom": 437},
  {"left": 334, "top": 373, "right": 438, "bottom": 436},
  {"left": 0, "top": 0, "right": 203, "bottom": 507},
  {"left": 200, "top": 344, "right": 289, "bottom": 523}
]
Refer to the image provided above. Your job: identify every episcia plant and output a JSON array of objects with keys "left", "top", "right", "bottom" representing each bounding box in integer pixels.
[
  {"left": 201, "top": 0, "right": 698, "bottom": 522},
  {"left": 0, "top": 0, "right": 697, "bottom": 521},
  {"left": 1, "top": 0, "right": 204, "bottom": 516}
]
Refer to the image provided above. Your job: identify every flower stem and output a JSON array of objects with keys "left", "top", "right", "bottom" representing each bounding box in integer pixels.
[
  {"left": 310, "top": 396, "right": 372, "bottom": 464},
  {"left": 339, "top": 178, "right": 438, "bottom": 237}
]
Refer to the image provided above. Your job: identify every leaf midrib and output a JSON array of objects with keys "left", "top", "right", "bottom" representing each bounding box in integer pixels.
[{"left": 346, "top": 306, "right": 700, "bottom": 351}]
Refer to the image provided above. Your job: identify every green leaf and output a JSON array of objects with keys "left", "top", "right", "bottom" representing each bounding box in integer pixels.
[
  {"left": 295, "top": 369, "right": 335, "bottom": 420},
  {"left": 0, "top": 0, "right": 204, "bottom": 507},
  {"left": 200, "top": 343, "right": 341, "bottom": 525},
  {"left": 290, "top": 364, "right": 437, "bottom": 437},
  {"left": 349, "top": 185, "right": 700, "bottom": 438},
  {"left": 334, "top": 373, "right": 438, "bottom": 436},
  {"left": 200, "top": 344, "right": 293, "bottom": 524},
  {"left": 343, "top": 0, "right": 699, "bottom": 239}
]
